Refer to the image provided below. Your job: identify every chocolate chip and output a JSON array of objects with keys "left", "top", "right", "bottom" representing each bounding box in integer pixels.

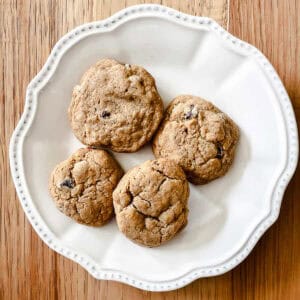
[
  {"left": 185, "top": 111, "right": 193, "bottom": 120},
  {"left": 216, "top": 143, "right": 224, "bottom": 159},
  {"left": 101, "top": 110, "right": 111, "bottom": 118},
  {"left": 60, "top": 178, "right": 75, "bottom": 189},
  {"left": 184, "top": 104, "right": 196, "bottom": 120}
]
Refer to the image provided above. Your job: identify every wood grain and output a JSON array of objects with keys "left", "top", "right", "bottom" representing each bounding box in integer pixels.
[{"left": 0, "top": 0, "right": 299, "bottom": 299}]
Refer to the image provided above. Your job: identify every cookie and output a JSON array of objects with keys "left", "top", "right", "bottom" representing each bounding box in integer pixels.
[
  {"left": 153, "top": 95, "right": 239, "bottom": 184},
  {"left": 113, "top": 159, "right": 189, "bottom": 247},
  {"left": 68, "top": 59, "right": 164, "bottom": 152},
  {"left": 49, "top": 148, "right": 123, "bottom": 226}
]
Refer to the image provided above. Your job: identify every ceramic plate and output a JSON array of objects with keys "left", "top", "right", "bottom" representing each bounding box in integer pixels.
[{"left": 9, "top": 4, "right": 298, "bottom": 291}]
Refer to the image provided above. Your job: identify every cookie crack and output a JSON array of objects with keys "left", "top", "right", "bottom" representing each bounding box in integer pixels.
[
  {"left": 127, "top": 189, "right": 134, "bottom": 202},
  {"left": 135, "top": 193, "right": 152, "bottom": 208},
  {"left": 94, "top": 205, "right": 104, "bottom": 224},
  {"left": 126, "top": 184, "right": 153, "bottom": 211},
  {"left": 76, "top": 176, "right": 110, "bottom": 223},
  {"left": 157, "top": 178, "right": 167, "bottom": 192},
  {"left": 151, "top": 166, "right": 179, "bottom": 181},
  {"left": 74, "top": 201, "right": 81, "bottom": 218},
  {"left": 158, "top": 208, "right": 187, "bottom": 243},
  {"left": 159, "top": 227, "right": 163, "bottom": 244},
  {"left": 131, "top": 204, "right": 160, "bottom": 222}
]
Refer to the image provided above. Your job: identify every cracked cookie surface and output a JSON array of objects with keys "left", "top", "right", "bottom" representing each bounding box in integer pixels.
[
  {"left": 113, "top": 159, "right": 189, "bottom": 247},
  {"left": 49, "top": 148, "right": 123, "bottom": 226},
  {"left": 153, "top": 95, "right": 239, "bottom": 184},
  {"left": 68, "top": 58, "right": 164, "bottom": 152}
]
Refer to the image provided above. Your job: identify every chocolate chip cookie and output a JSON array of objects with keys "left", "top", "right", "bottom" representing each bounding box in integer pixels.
[
  {"left": 69, "top": 59, "right": 164, "bottom": 152},
  {"left": 153, "top": 95, "right": 239, "bottom": 184},
  {"left": 49, "top": 148, "right": 123, "bottom": 226},
  {"left": 113, "top": 159, "right": 189, "bottom": 247}
]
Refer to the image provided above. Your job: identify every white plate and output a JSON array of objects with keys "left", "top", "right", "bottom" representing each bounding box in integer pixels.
[{"left": 10, "top": 4, "right": 298, "bottom": 291}]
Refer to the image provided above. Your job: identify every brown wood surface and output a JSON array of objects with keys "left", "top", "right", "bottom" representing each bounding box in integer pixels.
[{"left": 1, "top": 0, "right": 299, "bottom": 299}]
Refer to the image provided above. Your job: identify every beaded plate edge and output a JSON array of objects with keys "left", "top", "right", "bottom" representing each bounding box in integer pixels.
[{"left": 9, "top": 4, "right": 299, "bottom": 292}]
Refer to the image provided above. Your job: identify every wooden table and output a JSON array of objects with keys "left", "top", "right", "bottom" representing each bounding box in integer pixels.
[{"left": 1, "top": 1, "right": 299, "bottom": 299}]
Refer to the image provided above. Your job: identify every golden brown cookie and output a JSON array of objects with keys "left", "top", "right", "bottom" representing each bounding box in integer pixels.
[
  {"left": 113, "top": 159, "right": 189, "bottom": 247},
  {"left": 49, "top": 148, "right": 123, "bottom": 226},
  {"left": 68, "top": 58, "right": 164, "bottom": 152},
  {"left": 153, "top": 95, "right": 239, "bottom": 184}
]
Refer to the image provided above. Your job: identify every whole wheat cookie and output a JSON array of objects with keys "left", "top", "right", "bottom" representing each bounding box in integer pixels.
[
  {"left": 152, "top": 95, "right": 239, "bottom": 184},
  {"left": 113, "top": 159, "right": 189, "bottom": 247},
  {"left": 68, "top": 59, "right": 164, "bottom": 152},
  {"left": 49, "top": 148, "right": 123, "bottom": 226}
]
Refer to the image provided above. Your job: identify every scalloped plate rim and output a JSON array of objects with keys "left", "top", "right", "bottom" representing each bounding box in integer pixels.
[{"left": 9, "top": 4, "right": 299, "bottom": 292}]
